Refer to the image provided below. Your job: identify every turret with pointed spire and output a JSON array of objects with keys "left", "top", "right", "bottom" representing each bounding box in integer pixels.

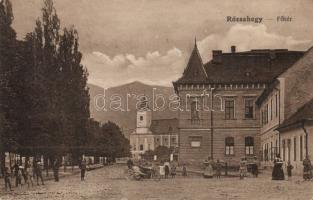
[{"left": 180, "top": 38, "right": 208, "bottom": 82}]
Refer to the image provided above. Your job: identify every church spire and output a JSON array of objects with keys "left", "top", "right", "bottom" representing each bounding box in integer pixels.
[{"left": 180, "top": 38, "right": 208, "bottom": 81}]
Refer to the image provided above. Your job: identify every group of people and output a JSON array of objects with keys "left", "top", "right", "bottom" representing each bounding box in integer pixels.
[
  {"left": 156, "top": 161, "right": 177, "bottom": 179},
  {"left": 3, "top": 158, "right": 89, "bottom": 191},
  {"left": 272, "top": 154, "right": 313, "bottom": 181},
  {"left": 3, "top": 160, "right": 44, "bottom": 191},
  {"left": 203, "top": 159, "right": 223, "bottom": 179},
  {"left": 127, "top": 159, "right": 183, "bottom": 180}
]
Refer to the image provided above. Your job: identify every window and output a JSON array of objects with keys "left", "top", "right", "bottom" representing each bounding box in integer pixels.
[
  {"left": 293, "top": 138, "right": 297, "bottom": 161},
  {"left": 244, "top": 99, "right": 254, "bottom": 119},
  {"left": 245, "top": 137, "right": 254, "bottom": 155},
  {"left": 270, "top": 99, "right": 273, "bottom": 121},
  {"left": 139, "top": 144, "right": 144, "bottom": 151},
  {"left": 264, "top": 104, "right": 268, "bottom": 124},
  {"left": 140, "top": 116, "right": 143, "bottom": 121},
  {"left": 225, "top": 137, "right": 234, "bottom": 155},
  {"left": 190, "top": 136, "right": 202, "bottom": 147},
  {"left": 191, "top": 100, "right": 200, "bottom": 123},
  {"left": 287, "top": 139, "right": 291, "bottom": 161},
  {"left": 275, "top": 139, "right": 278, "bottom": 157},
  {"left": 225, "top": 100, "right": 235, "bottom": 120},
  {"left": 275, "top": 94, "right": 279, "bottom": 117},
  {"left": 133, "top": 144, "right": 136, "bottom": 151},
  {"left": 262, "top": 105, "right": 269, "bottom": 125},
  {"left": 282, "top": 140, "right": 285, "bottom": 161},
  {"left": 270, "top": 141, "right": 273, "bottom": 161},
  {"left": 261, "top": 111, "right": 264, "bottom": 126},
  {"left": 300, "top": 135, "right": 303, "bottom": 161},
  {"left": 264, "top": 143, "right": 269, "bottom": 161}
]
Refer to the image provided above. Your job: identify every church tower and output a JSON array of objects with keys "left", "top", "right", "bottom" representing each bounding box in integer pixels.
[{"left": 136, "top": 97, "right": 152, "bottom": 134}]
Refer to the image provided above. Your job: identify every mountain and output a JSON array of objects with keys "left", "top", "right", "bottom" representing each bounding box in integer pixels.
[{"left": 88, "top": 81, "right": 178, "bottom": 139}]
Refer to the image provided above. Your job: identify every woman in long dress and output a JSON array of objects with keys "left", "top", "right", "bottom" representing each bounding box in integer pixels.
[
  {"left": 272, "top": 155, "right": 284, "bottom": 180},
  {"left": 203, "top": 163, "right": 214, "bottom": 178},
  {"left": 159, "top": 164, "right": 165, "bottom": 179}
]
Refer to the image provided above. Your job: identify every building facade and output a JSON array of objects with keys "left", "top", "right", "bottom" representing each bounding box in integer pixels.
[
  {"left": 257, "top": 47, "right": 313, "bottom": 174},
  {"left": 173, "top": 42, "right": 304, "bottom": 166}
]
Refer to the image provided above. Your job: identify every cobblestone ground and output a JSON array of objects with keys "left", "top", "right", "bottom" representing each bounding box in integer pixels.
[{"left": 1, "top": 165, "right": 313, "bottom": 200}]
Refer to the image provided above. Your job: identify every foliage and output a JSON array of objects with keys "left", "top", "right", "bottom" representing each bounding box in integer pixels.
[
  {"left": 0, "top": 0, "right": 130, "bottom": 165},
  {"left": 142, "top": 146, "right": 172, "bottom": 162}
]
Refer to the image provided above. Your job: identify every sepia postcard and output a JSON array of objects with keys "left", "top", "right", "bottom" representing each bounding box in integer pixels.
[{"left": 0, "top": 0, "right": 313, "bottom": 199}]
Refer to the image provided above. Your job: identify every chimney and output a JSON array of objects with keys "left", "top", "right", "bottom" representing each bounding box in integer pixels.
[
  {"left": 231, "top": 45, "right": 236, "bottom": 53},
  {"left": 212, "top": 50, "right": 222, "bottom": 63}
]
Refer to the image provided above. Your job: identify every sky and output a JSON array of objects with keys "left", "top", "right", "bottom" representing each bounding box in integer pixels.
[{"left": 10, "top": 0, "right": 313, "bottom": 88}]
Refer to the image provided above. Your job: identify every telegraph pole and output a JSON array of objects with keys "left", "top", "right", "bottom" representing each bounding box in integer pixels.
[{"left": 210, "top": 88, "right": 215, "bottom": 159}]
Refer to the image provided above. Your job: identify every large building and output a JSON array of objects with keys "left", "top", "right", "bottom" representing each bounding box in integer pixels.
[
  {"left": 173, "top": 41, "right": 305, "bottom": 165},
  {"left": 256, "top": 47, "right": 313, "bottom": 174},
  {"left": 130, "top": 105, "right": 179, "bottom": 159}
]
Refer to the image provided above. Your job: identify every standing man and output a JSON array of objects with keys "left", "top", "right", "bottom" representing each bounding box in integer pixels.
[
  {"left": 12, "top": 161, "right": 19, "bottom": 187},
  {"left": 53, "top": 158, "right": 60, "bottom": 182},
  {"left": 182, "top": 164, "right": 187, "bottom": 177},
  {"left": 164, "top": 162, "right": 170, "bottom": 179},
  {"left": 4, "top": 167, "right": 13, "bottom": 191},
  {"left": 24, "top": 161, "right": 33, "bottom": 187},
  {"left": 80, "top": 159, "right": 87, "bottom": 181},
  {"left": 127, "top": 159, "right": 133, "bottom": 170},
  {"left": 35, "top": 161, "right": 44, "bottom": 185},
  {"left": 303, "top": 156, "right": 312, "bottom": 180},
  {"left": 215, "top": 160, "right": 222, "bottom": 179},
  {"left": 287, "top": 161, "right": 294, "bottom": 180}
]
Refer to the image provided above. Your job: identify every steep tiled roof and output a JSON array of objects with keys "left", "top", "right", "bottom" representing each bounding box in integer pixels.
[
  {"left": 150, "top": 118, "right": 178, "bottom": 135},
  {"left": 176, "top": 42, "right": 207, "bottom": 83},
  {"left": 278, "top": 98, "right": 313, "bottom": 131},
  {"left": 174, "top": 48, "right": 304, "bottom": 85}
]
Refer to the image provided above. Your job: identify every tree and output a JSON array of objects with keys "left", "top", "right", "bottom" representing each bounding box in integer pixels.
[
  {"left": 99, "top": 121, "right": 131, "bottom": 159},
  {"left": 0, "top": 0, "right": 18, "bottom": 173},
  {"left": 58, "top": 27, "right": 90, "bottom": 158},
  {"left": 142, "top": 146, "right": 172, "bottom": 162}
]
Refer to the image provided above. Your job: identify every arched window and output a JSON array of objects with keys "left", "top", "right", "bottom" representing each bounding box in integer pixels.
[
  {"left": 245, "top": 136, "right": 254, "bottom": 155},
  {"left": 225, "top": 137, "right": 234, "bottom": 155}
]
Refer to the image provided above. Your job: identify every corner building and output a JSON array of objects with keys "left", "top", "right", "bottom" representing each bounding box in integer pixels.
[{"left": 173, "top": 42, "right": 304, "bottom": 166}]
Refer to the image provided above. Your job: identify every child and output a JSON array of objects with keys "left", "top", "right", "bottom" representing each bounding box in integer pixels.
[{"left": 4, "top": 167, "right": 13, "bottom": 191}]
